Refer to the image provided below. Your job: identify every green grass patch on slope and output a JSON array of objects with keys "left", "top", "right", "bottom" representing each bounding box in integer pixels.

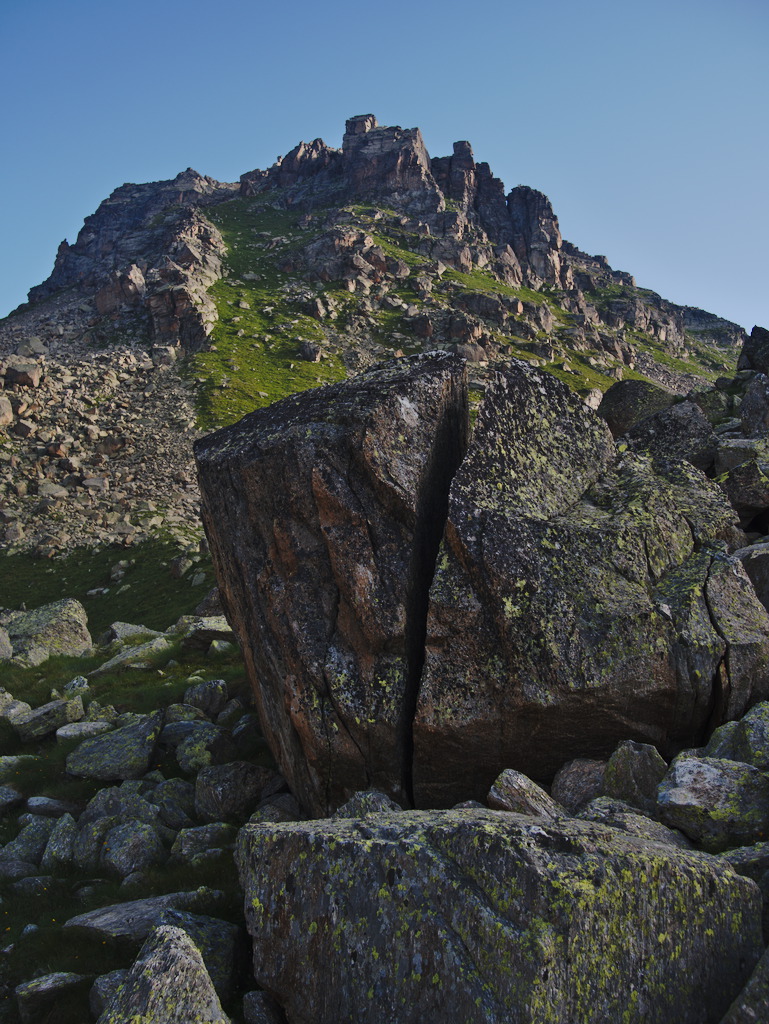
[
  {"left": 188, "top": 198, "right": 346, "bottom": 429},
  {"left": 0, "top": 540, "right": 213, "bottom": 637}
]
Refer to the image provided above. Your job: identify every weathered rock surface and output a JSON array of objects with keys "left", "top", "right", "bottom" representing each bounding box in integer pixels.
[
  {"left": 577, "top": 796, "right": 692, "bottom": 849},
  {"left": 194, "top": 761, "right": 277, "bottom": 823},
  {"left": 624, "top": 400, "right": 718, "bottom": 472},
  {"left": 66, "top": 711, "right": 163, "bottom": 780},
  {"left": 236, "top": 809, "right": 762, "bottom": 1024},
  {"left": 550, "top": 758, "right": 606, "bottom": 813},
  {"left": 414, "top": 361, "right": 769, "bottom": 806},
  {"left": 602, "top": 739, "right": 668, "bottom": 815},
  {"left": 16, "top": 972, "right": 92, "bottom": 1024},
  {"left": 12, "top": 695, "right": 84, "bottom": 741},
  {"left": 486, "top": 768, "right": 564, "bottom": 819},
  {"left": 196, "top": 352, "right": 468, "bottom": 815},
  {"left": 63, "top": 889, "right": 224, "bottom": 943},
  {"left": 720, "top": 944, "right": 769, "bottom": 1023},
  {"left": 657, "top": 754, "right": 769, "bottom": 851},
  {"left": 597, "top": 379, "right": 677, "bottom": 437},
  {"left": 96, "top": 925, "right": 229, "bottom": 1024},
  {"left": 2, "top": 599, "right": 92, "bottom": 666},
  {"left": 738, "top": 326, "right": 769, "bottom": 375},
  {"left": 704, "top": 701, "right": 769, "bottom": 768}
]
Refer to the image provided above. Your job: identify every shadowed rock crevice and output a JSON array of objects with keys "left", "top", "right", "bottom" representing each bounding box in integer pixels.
[{"left": 401, "top": 385, "right": 468, "bottom": 805}]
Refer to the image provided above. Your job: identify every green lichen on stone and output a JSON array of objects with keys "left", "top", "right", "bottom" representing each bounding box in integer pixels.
[{"left": 236, "top": 810, "right": 762, "bottom": 1024}]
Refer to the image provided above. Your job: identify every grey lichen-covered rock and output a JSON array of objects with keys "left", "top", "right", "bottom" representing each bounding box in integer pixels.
[
  {"left": 722, "top": 840, "right": 769, "bottom": 882},
  {"left": 72, "top": 816, "right": 122, "bottom": 872},
  {"left": 242, "top": 990, "right": 285, "bottom": 1024},
  {"left": 80, "top": 785, "right": 162, "bottom": 827},
  {"left": 64, "top": 889, "right": 225, "bottom": 943},
  {"left": 487, "top": 768, "right": 565, "bottom": 819},
  {"left": 720, "top": 943, "right": 769, "bottom": 1023},
  {"left": 175, "top": 722, "right": 235, "bottom": 773},
  {"left": 577, "top": 797, "right": 692, "bottom": 849},
  {"left": 90, "top": 636, "right": 170, "bottom": 676},
  {"left": 704, "top": 701, "right": 769, "bottom": 769},
  {"left": 173, "top": 616, "right": 235, "bottom": 652},
  {"left": 16, "top": 971, "right": 92, "bottom": 1024},
  {"left": 739, "top": 375, "right": 769, "bottom": 437},
  {"left": 96, "top": 925, "right": 229, "bottom": 1024},
  {"left": 237, "top": 809, "right": 762, "bottom": 1024},
  {"left": 734, "top": 542, "right": 769, "bottom": 614},
  {"left": 738, "top": 326, "right": 769, "bottom": 375},
  {"left": 149, "top": 777, "right": 197, "bottom": 830},
  {"left": 0, "top": 784, "right": 24, "bottom": 815},
  {"left": 0, "top": 626, "right": 12, "bottom": 661},
  {"left": 550, "top": 758, "right": 606, "bottom": 813},
  {"left": 89, "top": 971, "right": 128, "bottom": 1019},
  {"left": 333, "top": 789, "right": 403, "bottom": 817},
  {"left": 4, "top": 599, "right": 92, "bottom": 666},
  {"left": 66, "top": 711, "right": 163, "bottom": 780},
  {"left": 624, "top": 400, "right": 718, "bottom": 473},
  {"left": 718, "top": 456, "right": 769, "bottom": 527},
  {"left": 12, "top": 695, "right": 84, "bottom": 741},
  {"left": 414, "top": 361, "right": 769, "bottom": 806},
  {"left": 195, "top": 352, "right": 468, "bottom": 815},
  {"left": 159, "top": 909, "right": 242, "bottom": 1000},
  {"left": 166, "top": 702, "right": 210, "bottom": 723},
  {"left": 99, "top": 621, "right": 163, "bottom": 646},
  {"left": 100, "top": 822, "right": 166, "bottom": 878},
  {"left": 248, "top": 792, "right": 302, "bottom": 825},
  {"left": 602, "top": 740, "right": 668, "bottom": 815},
  {"left": 0, "top": 859, "right": 40, "bottom": 880},
  {"left": 40, "top": 812, "right": 78, "bottom": 872},
  {"left": 56, "top": 720, "right": 113, "bottom": 741},
  {"left": 0, "top": 815, "right": 57, "bottom": 865},
  {"left": 183, "top": 678, "right": 229, "bottom": 716},
  {"left": 597, "top": 378, "right": 677, "bottom": 437},
  {"left": 194, "top": 762, "right": 276, "bottom": 823},
  {"left": 658, "top": 754, "right": 769, "bottom": 851},
  {"left": 0, "top": 690, "right": 32, "bottom": 724},
  {"left": 170, "top": 823, "right": 237, "bottom": 865}
]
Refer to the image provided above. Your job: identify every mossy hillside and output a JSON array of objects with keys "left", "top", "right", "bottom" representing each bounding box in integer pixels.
[
  {"left": 585, "top": 284, "right": 738, "bottom": 381},
  {"left": 0, "top": 540, "right": 214, "bottom": 638},
  {"left": 189, "top": 199, "right": 346, "bottom": 429}
]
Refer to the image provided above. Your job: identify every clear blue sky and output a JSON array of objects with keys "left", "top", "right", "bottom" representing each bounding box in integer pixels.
[{"left": 1, "top": 0, "right": 766, "bottom": 331}]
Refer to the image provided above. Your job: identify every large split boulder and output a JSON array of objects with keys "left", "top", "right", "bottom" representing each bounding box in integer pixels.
[
  {"left": 196, "top": 355, "right": 769, "bottom": 815},
  {"left": 236, "top": 809, "right": 762, "bottom": 1024},
  {"left": 413, "top": 363, "right": 769, "bottom": 806},
  {"left": 195, "top": 353, "right": 468, "bottom": 815}
]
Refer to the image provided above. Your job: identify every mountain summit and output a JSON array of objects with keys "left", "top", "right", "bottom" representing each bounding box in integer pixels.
[{"left": 0, "top": 114, "right": 760, "bottom": 555}]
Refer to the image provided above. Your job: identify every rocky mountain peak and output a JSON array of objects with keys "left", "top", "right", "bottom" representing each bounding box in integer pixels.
[{"left": 0, "top": 112, "right": 759, "bottom": 558}]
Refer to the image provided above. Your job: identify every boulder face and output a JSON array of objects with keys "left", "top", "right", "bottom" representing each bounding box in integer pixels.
[
  {"left": 198, "top": 355, "right": 769, "bottom": 815},
  {"left": 413, "top": 363, "right": 769, "bottom": 806},
  {"left": 2, "top": 599, "right": 92, "bottom": 666},
  {"left": 195, "top": 353, "right": 468, "bottom": 815},
  {"left": 236, "top": 809, "right": 763, "bottom": 1024}
]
